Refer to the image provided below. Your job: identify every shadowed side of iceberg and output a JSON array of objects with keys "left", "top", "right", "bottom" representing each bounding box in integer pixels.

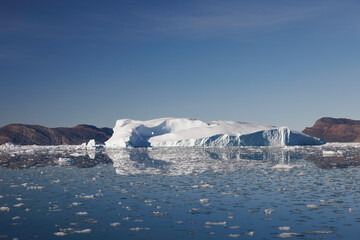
[
  {"left": 239, "top": 127, "right": 325, "bottom": 146},
  {"left": 151, "top": 127, "right": 325, "bottom": 147}
]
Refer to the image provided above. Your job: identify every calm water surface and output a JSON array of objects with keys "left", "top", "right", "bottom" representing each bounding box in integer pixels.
[{"left": 1, "top": 144, "right": 360, "bottom": 239}]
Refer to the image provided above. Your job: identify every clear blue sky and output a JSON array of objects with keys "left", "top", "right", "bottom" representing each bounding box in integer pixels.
[{"left": 1, "top": 0, "right": 360, "bottom": 130}]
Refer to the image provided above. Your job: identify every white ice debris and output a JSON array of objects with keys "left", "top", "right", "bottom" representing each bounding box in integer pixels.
[
  {"left": 2, "top": 142, "right": 20, "bottom": 148},
  {"left": 54, "top": 232, "right": 67, "bottom": 236},
  {"left": 305, "top": 230, "right": 333, "bottom": 234},
  {"left": 75, "top": 211, "right": 88, "bottom": 216},
  {"left": 278, "top": 233, "right": 301, "bottom": 238},
  {"left": 322, "top": 150, "right": 343, "bottom": 157},
  {"left": 205, "top": 221, "right": 227, "bottom": 226},
  {"left": 26, "top": 186, "right": 44, "bottom": 190},
  {"left": 110, "top": 222, "right": 120, "bottom": 227},
  {"left": 75, "top": 229, "right": 91, "bottom": 234},
  {"left": 228, "top": 226, "right": 240, "bottom": 229},
  {"left": 105, "top": 118, "right": 325, "bottom": 148},
  {"left": 57, "top": 157, "right": 73, "bottom": 166},
  {"left": 227, "top": 234, "right": 241, "bottom": 238},
  {"left": 264, "top": 209, "right": 275, "bottom": 215},
  {"left": 13, "top": 203, "right": 24, "bottom": 207},
  {"left": 0, "top": 206, "right": 10, "bottom": 212},
  {"left": 130, "top": 227, "right": 150, "bottom": 231},
  {"left": 78, "top": 195, "right": 95, "bottom": 199},
  {"left": 69, "top": 202, "right": 81, "bottom": 207},
  {"left": 247, "top": 231, "right": 255, "bottom": 236},
  {"left": 271, "top": 164, "right": 296, "bottom": 170},
  {"left": 279, "top": 226, "right": 291, "bottom": 231},
  {"left": 306, "top": 204, "right": 319, "bottom": 209}
]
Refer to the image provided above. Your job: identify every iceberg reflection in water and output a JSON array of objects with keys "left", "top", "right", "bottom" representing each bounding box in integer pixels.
[
  {"left": 107, "top": 147, "right": 297, "bottom": 175},
  {"left": 3, "top": 143, "right": 360, "bottom": 171},
  {"left": 1, "top": 144, "right": 300, "bottom": 172}
]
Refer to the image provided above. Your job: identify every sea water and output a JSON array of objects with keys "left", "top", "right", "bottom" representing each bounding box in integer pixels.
[{"left": 1, "top": 144, "right": 360, "bottom": 239}]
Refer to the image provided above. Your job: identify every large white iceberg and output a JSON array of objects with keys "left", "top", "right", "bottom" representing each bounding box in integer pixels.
[{"left": 105, "top": 118, "right": 325, "bottom": 148}]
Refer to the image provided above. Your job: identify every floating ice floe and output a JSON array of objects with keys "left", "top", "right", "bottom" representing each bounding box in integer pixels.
[
  {"left": 271, "top": 164, "right": 297, "bottom": 170},
  {"left": 75, "top": 229, "right": 91, "bottom": 234},
  {"left": 54, "top": 232, "right": 67, "bottom": 236},
  {"left": 1, "top": 142, "right": 20, "bottom": 148},
  {"left": 279, "top": 226, "right": 291, "bottom": 231},
  {"left": 0, "top": 206, "right": 10, "bottom": 212},
  {"left": 110, "top": 222, "right": 120, "bottom": 227},
  {"left": 57, "top": 157, "right": 74, "bottom": 166},
  {"left": 304, "top": 230, "right": 333, "bottom": 235},
  {"left": 247, "top": 231, "right": 255, "bottom": 236},
  {"left": 322, "top": 150, "right": 343, "bottom": 157},
  {"left": 26, "top": 186, "right": 44, "bottom": 190},
  {"left": 69, "top": 202, "right": 81, "bottom": 207},
  {"left": 264, "top": 209, "right": 275, "bottom": 215},
  {"left": 75, "top": 211, "right": 88, "bottom": 216},
  {"left": 228, "top": 226, "right": 240, "bottom": 229},
  {"left": 205, "top": 221, "right": 227, "bottom": 226},
  {"left": 278, "top": 232, "right": 301, "bottom": 238},
  {"left": 227, "top": 234, "right": 240, "bottom": 238},
  {"left": 306, "top": 204, "right": 319, "bottom": 209},
  {"left": 130, "top": 227, "right": 150, "bottom": 231},
  {"left": 13, "top": 203, "right": 24, "bottom": 207},
  {"left": 77, "top": 194, "right": 95, "bottom": 199},
  {"left": 105, "top": 118, "right": 325, "bottom": 148}
]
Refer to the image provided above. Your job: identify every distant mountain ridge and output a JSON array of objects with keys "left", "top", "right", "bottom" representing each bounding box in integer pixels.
[
  {"left": 0, "top": 124, "right": 113, "bottom": 145},
  {"left": 303, "top": 117, "right": 360, "bottom": 142}
]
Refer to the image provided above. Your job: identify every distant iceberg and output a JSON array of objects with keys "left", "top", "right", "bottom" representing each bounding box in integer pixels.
[{"left": 105, "top": 118, "right": 325, "bottom": 148}]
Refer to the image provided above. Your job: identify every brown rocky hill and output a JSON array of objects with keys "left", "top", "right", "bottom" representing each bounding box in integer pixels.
[
  {"left": 302, "top": 117, "right": 360, "bottom": 142},
  {"left": 0, "top": 124, "right": 113, "bottom": 145}
]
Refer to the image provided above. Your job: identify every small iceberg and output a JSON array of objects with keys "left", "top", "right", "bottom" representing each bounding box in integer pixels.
[{"left": 86, "top": 139, "right": 96, "bottom": 149}]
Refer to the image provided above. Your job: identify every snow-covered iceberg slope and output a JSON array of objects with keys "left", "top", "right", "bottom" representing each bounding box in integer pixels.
[{"left": 105, "top": 118, "right": 325, "bottom": 148}]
